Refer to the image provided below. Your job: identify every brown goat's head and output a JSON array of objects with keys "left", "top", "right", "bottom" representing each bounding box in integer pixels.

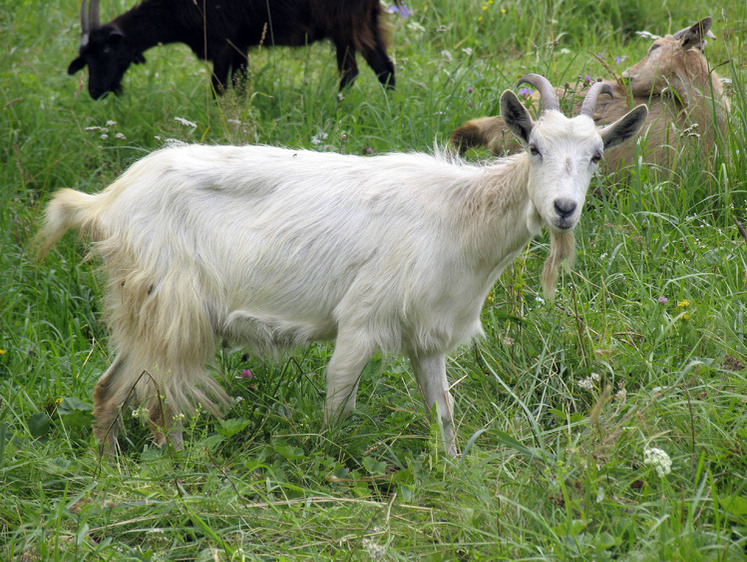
[{"left": 622, "top": 17, "right": 719, "bottom": 99}]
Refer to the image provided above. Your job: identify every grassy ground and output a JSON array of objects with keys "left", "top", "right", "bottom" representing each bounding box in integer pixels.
[{"left": 1, "top": 0, "right": 746, "bottom": 559}]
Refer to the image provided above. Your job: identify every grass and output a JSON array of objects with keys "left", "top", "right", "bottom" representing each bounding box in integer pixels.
[{"left": 1, "top": 0, "right": 746, "bottom": 558}]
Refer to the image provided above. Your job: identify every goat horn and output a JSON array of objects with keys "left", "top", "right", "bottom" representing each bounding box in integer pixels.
[
  {"left": 578, "top": 81, "right": 613, "bottom": 118},
  {"left": 517, "top": 73, "right": 560, "bottom": 113},
  {"left": 80, "top": 0, "right": 90, "bottom": 41},
  {"left": 88, "top": 0, "right": 101, "bottom": 28}
]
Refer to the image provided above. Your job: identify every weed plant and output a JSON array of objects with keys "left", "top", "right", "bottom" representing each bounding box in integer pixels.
[{"left": 1, "top": 0, "right": 745, "bottom": 558}]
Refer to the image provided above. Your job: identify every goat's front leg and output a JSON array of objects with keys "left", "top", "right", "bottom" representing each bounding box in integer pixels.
[
  {"left": 324, "top": 330, "right": 375, "bottom": 424},
  {"left": 409, "top": 352, "right": 457, "bottom": 455}
]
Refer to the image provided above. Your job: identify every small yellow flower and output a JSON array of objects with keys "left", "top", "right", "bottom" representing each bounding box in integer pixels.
[
  {"left": 677, "top": 299, "right": 691, "bottom": 309},
  {"left": 681, "top": 313, "right": 691, "bottom": 321},
  {"left": 0, "top": 349, "right": 5, "bottom": 355},
  {"left": 55, "top": 397, "right": 64, "bottom": 405},
  {"left": 501, "top": 8, "right": 507, "bottom": 13}
]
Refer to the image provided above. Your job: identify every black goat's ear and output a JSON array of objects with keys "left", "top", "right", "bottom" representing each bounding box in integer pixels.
[
  {"left": 107, "top": 28, "right": 125, "bottom": 42},
  {"left": 500, "top": 89, "right": 534, "bottom": 144},
  {"left": 68, "top": 56, "right": 86, "bottom": 75},
  {"left": 134, "top": 53, "right": 146, "bottom": 64}
]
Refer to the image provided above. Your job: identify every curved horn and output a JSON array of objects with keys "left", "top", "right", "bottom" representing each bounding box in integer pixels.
[
  {"left": 80, "top": 0, "right": 90, "bottom": 44},
  {"left": 517, "top": 73, "right": 560, "bottom": 113},
  {"left": 88, "top": 0, "right": 101, "bottom": 28},
  {"left": 578, "top": 81, "right": 613, "bottom": 118}
]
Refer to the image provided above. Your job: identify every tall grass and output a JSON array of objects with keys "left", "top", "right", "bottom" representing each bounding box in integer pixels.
[{"left": 1, "top": 0, "right": 745, "bottom": 558}]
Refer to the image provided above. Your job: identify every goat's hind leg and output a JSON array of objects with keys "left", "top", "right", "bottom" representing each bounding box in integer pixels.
[
  {"left": 409, "top": 352, "right": 457, "bottom": 455},
  {"left": 360, "top": 23, "right": 395, "bottom": 88},
  {"left": 93, "top": 354, "right": 131, "bottom": 454}
]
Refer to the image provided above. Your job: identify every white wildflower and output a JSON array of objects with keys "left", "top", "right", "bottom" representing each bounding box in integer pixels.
[
  {"left": 578, "top": 373, "right": 600, "bottom": 391},
  {"left": 106, "top": 120, "right": 117, "bottom": 127},
  {"left": 174, "top": 116, "right": 197, "bottom": 128},
  {"left": 311, "top": 131, "right": 328, "bottom": 145},
  {"left": 362, "top": 537, "right": 386, "bottom": 560},
  {"left": 578, "top": 377, "right": 594, "bottom": 391},
  {"left": 613, "top": 387, "right": 627, "bottom": 401},
  {"left": 115, "top": 132, "right": 126, "bottom": 140},
  {"left": 132, "top": 406, "right": 149, "bottom": 419},
  {"left": 406, "top": 21, "right": 425, "bottom": 33},
  {"left": 100, "top": 133, "right": 108, "bottom": 140},
  {"left": 440, "top": 50, "right": 453, "bottom": 62},
  {"left": 461, "top": 47, "right": 473, "bottom": 56},
  {"left": 643, "top": 447, "right": 672, "bottom": 477}
]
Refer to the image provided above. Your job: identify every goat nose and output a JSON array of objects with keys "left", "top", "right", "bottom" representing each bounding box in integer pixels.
[{"left": 554, "top": 198, "right": 577, "bottom": 219}]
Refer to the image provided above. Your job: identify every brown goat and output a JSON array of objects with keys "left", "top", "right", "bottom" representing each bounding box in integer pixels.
[{"left": 451, "top": 17, "right": 730, "bottom": 176}]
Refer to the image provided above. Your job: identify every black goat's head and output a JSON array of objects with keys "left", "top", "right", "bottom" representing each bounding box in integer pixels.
[{"left": 68, "top": 0, "right": 145, "bottom": 99}]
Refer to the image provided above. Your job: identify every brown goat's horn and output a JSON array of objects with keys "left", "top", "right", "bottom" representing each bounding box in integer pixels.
[
  {"left": 578, "top": 81, "right": 613, "bottom": 118},
  {"left": 517, "top": 73, "right": 560, "bottom": 113}
]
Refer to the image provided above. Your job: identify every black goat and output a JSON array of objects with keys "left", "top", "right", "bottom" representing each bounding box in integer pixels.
[{"left": 68, "top": 0, "right": 397, "bottom": 99}]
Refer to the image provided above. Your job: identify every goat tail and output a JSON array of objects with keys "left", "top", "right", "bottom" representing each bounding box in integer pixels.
[
  {"left": 35, "top": 188, "right": 101, "bottom": 258},
  {"left": 542, "top": 230, "right": 576, "bottom": 299}
]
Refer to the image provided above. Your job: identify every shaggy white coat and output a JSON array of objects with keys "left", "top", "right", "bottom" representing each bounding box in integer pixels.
[{"left": 37, "top": 90, "right": 647, "bottom": 454}]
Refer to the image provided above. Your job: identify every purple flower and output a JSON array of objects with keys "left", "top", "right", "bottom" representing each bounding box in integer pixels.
[
  {"left": 657, "top": 296, "right": 669, "bottom": 304},
  {"left": 362, "top": 147, "right": 374, "bottom": 155},
  {"left": 240, "top": 369, "right": 254, "bottom": 379},
  {"left": 518, "top": 87, "right": 534, "bottom": 98},
  {"left": 614, "top": 55, "right": 624, "bottom": 65},
  {"left": 467, "top": 87, "right": 474, "bottom": 94},
  {"left": 585, "top": 75, "right": 594, "bottom": 84},
  {"left": 387, "top": 4, "right": 410, "bottom": 18}
]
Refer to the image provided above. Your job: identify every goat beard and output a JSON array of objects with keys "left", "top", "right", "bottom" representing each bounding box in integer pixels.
[{"left": 542, "top": 230, "right": 576, "bottom": 299}]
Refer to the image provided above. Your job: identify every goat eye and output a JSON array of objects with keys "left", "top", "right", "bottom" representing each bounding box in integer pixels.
[
  {"left": 529, "top": 145, "right": 540, "bottom": 156},
  {"left": 591, "top": 152, "right": 603, "bottom": 164}
]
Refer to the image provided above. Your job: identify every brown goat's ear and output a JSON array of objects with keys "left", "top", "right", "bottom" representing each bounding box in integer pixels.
[
  {"left": 678, "top": 17, "right": 713, "bottom": 51},
  {"left": 600, "top": 104, "right": 649, "bottom": 150},
  {"left": 500, "top": 90, "right": 534, "bottom": 144}
]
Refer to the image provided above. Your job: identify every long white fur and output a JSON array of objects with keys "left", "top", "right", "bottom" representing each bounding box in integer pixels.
[{"left": 37, "top": 92, "right": 645, "bottom": 455}]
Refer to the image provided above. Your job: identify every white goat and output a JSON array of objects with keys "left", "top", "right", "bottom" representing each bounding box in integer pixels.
[{"left": 37, "top": 74, "right": 647, "bottom": 455}]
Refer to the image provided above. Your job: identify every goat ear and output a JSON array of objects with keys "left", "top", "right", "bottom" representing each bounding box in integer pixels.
[
  {"left": 68, "top": 56, "right": 87, "bottom": 75},
  {"left": 679, "top": 17, "right": 713, "bottom": 50},
  {"left": 500, "top": 90, "right": 534, "bottom": 144},
  {"left": 600, "top": 104, "right": 649, "bottom": 150}
]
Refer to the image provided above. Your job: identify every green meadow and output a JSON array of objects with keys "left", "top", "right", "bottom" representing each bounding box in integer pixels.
[{"left": 1, "top": 0, "right": 745, "bottom": 558}]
